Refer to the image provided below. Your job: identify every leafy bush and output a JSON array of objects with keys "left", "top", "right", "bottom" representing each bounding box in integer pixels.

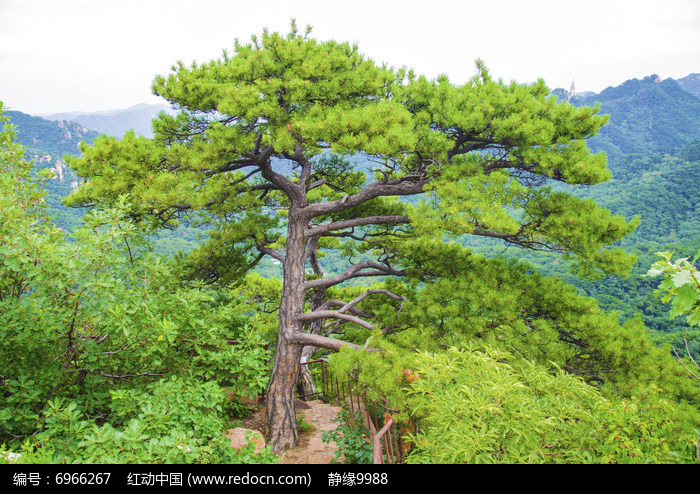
[
  {"left": 321, "top": 408, "right": 374, "bottom": 464},
  {"left": 0, "top": 202, "right": 270, "bottom": 442},
  {"left": 405, "top": 347, "right": 700, "bottom": 464},
  {"left": 329, "top": 337, "right": 700, "bottom": 464},
  {"left": 648, "top": 250, "right": 700, "bottom": 327},
  {"left": 3, "top": 377, "right": 278, "bottom": 464}
]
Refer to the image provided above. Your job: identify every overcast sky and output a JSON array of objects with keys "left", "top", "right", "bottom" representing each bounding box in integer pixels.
[{"left": 1, "top": 0, "right": 699, "bottom": 114}]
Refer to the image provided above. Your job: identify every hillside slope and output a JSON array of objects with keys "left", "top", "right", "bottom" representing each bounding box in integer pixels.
[{"left": 6, "top": 109, "right": 200, "bottom": 251}]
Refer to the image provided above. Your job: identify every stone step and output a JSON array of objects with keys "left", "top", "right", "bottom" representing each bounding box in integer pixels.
[{"left": 280, "top": 401, "right": 344, "bottom": 464}]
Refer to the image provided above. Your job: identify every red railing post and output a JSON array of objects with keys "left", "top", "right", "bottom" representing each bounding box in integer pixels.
[{"left": 374, "top": 418, "right": 394, "bottom": 465}]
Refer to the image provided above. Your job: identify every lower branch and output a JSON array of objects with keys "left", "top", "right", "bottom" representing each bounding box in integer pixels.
[
  {"left": 289, "top": 332, "right": 382, "bottom": 353},
  {"left": 335, "top": 289, "right": 405, "bottom": 314},
  {"left": 304, "top": 261, "right": 405, "bottom": 290},
  {"left": 319, "top": 300, "right": 374, "bottom": 319},
  {"left": 257, "top": 244, "right": 286, "bottom": 263},
  {"left": 296, "top": 310, "right": 375, "bottom": 330}
]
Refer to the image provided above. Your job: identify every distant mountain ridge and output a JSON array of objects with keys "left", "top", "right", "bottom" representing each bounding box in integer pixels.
[
  {"left": 42, "top": 103, "right": 173, "bottom": 138},
  {"left": 554, "top": 74, "right": 700, "bottom": 163},
  {"left": 32, "top": 73, "right": 700, "bottom": 144}
]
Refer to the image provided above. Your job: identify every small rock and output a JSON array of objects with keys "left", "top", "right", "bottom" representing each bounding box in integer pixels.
[{"left": 224, "top": 427, "right": 266, "bottom": 454}]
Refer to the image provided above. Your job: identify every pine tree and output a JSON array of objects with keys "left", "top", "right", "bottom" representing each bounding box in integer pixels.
[{"left": 65, "top": 24, "right": 638, "bottom": 453}]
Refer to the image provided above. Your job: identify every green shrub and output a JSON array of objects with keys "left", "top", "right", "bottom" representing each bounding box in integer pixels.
[
  {"left": 405, "top": 347, "right": 700, "bottom": 464},
  {"left": 0, "top": 107, "right": 272, "bottom": 462},
  {"left": 322, "top": 408, "right": 374, "bottom": 464},
  {"left": 3, "top": 377, "right": 278, "bottom": 464}
]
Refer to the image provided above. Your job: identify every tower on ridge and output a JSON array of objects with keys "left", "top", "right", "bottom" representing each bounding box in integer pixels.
[{"left": 567, "top": 80, "right": 576, "bottom": 102}]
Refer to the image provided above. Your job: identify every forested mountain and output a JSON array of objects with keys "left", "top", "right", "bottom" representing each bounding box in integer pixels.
[
  {"left": 5, "top": 110, "right": 98, "bottom": 232},
  {"left": 517, "top": 187, "right": 697, "bottom": 347},
  {"left": 538, "top": 76, "right": 700, "bottom": 350},
  {"left": 571, "top": 150, "right": 699, "bottom": 347},
  {"left": 5, "top": 109, "right": 200, "bottom": 251},
  {"left": 576, "top": 76, "right": 700, "bottom": 161}
]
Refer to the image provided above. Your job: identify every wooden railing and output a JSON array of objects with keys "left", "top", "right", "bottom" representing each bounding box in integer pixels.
[{"left": 299, "top": 358, "right": 407, "bottom": 464}]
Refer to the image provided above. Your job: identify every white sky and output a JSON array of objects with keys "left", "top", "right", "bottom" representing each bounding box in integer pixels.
[{"left": 1, "top": 0, "right": 699, "bottom": 114}]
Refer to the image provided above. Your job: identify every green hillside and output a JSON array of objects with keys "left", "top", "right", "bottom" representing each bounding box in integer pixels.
[
  {"left": 6, "top": 110, "right": 98, "bottom": 232},
  {"left": 529, "top": 77, "right": 700, "bottom": 349}
]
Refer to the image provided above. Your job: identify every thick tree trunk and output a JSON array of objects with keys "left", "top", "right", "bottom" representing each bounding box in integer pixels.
[
  {"left": 266, "top": 332, "right": 302, "bottom": 453},
  {"left": 265, "top": 210, "right": 307, "bottom": 454}
]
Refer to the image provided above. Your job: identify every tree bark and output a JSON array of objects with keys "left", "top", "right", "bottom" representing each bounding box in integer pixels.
[{"left": 265, "top": 331, "right": 303, "bottom": 454}]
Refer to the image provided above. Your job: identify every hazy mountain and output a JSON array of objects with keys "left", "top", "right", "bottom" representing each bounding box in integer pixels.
[
  {"left": 42, "top": 103, "right": 173, "bottom": 138},
  {"left": 676, "top": 73, "right": 700, "bottom": 98}
]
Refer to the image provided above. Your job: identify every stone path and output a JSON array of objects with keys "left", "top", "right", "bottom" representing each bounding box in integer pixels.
[{"left": 281, "top": 400, "right": 344, "bottom": 464}]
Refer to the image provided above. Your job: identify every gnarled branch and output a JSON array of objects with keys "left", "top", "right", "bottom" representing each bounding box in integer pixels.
[
  {"left": 305, "top": 215, "right": 410, "bottom": 238},
  {"left": 304, "top": 261, "right": 405, "bottom": 290},
  {"left": 289, "top": 331, "right": 382, "bottom": 352},
  {"left": 302, "top": 178, "right": 427, "bottom": 219},
  {"left": 257, "top": 244, "right": 286, "bottom": 263}
]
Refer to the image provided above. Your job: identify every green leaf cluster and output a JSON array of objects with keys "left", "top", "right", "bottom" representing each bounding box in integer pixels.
[
  {"left": 648, "top": 250, "right": 700, "bottom": 327},
  {"left": 4, "top": 377, "right": 277, "bottom": 464},
  {"left": 321, "top": 408, "right": 374, "bottom": 464}
]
